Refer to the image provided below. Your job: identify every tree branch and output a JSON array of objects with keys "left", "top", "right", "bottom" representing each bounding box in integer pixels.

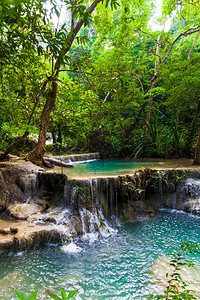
[
  {"left": 188, "top": 30, "right": 200, "bottom": 59},
  {"left": 162, "top": 26, "right": 200, "bottom": 64},
  {"left": 147, "top": 26, "right": 200, "bottom": 93}
]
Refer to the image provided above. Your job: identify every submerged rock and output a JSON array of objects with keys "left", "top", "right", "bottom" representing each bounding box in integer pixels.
[{"left": 150, "top": 256, "right": 200, "bottom": 297}]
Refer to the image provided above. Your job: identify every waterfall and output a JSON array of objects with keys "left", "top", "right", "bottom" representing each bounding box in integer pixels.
[
  {"left": 35, "top": 174, "right": 123, "bottom": 237},
  {"left": 2, "top": 161, "right": 200, "bottom": 251},
  {"left": 158, "top": 172, "right": 163, "bottom": 208},
  {"left": 176, "top": 178, "right": 200, "bottom": 214},
  {"left": 58, "top": 153, "right": 100, "bottom": 163},
  {"left": 79, "top": 208, "right": 87, "bottom": 234}
]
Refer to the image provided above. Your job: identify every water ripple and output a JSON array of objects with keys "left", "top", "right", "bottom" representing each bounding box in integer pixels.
[{"left": 0, "top": 211, "right": 200, "bottom": 299}]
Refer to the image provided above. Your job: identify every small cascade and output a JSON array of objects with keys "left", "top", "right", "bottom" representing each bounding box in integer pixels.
[
  {"left": 79, "top": 208, "right": 87, "bottom": 234},
  {"left": 176, "top": 178, "right": 200, "bottom": 214},
  {"left": 23, "top": 174, "right": 38, "bottom": 201},
  {"left": 43, "top": 153, "right": 100, "bottom": 168},
  {"left": 63, "top": 181, "right": 77, "bottom": 205},
  {"left": 104, "top": 179, "right": 109, "bottom": 218},
  {"left": 58, "top": 153, "right": 100, "bottom": 164},
  {"left": 79, "top": 207, "right": 101, "bottom": 234},
  {"left": 4, "top": 161, "right": 200, "bottom": 251},
  {"left": 158, "top": 172, "right": 163, "bottom": 208},
  {"left": 172, "top": 193, "right": 177, "bottom": 209},
  {"left": 35, "top": 174, "right": 122, "bottom": 237},
  {"left": 89, "top": 180, "right": 94, "bottom": 208}
]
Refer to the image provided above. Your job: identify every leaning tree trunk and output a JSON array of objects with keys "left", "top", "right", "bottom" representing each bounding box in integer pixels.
[
  {"left": 26, "top": 81, "right": 58, "bottom": 165},
  {"left": 26, "top": 0, "right": 101, "bottom": 166}
]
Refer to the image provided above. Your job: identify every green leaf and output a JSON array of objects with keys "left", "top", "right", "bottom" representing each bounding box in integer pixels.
[
  {"left": 14, "top": 291, "right": 26, "bottom": 300},
  {"left": 29, "top": 291, "right": 38, "bottom": 300},
  {"left": 60, "top": 288, "right": 66, "bottom": 300},
  {"left": 105, "top": 0, "right": 109, "bottom": 8},
  {"left": 66, "top": 290, "right": 78, "bottom": 299},
  {"left": 46, "top": 290, "right": 61, "bottom": 300}
]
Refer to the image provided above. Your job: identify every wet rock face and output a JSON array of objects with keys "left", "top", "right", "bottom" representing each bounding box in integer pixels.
[
  {"left": 0, "top": 162, "right": 68, "bottom": 251},
  {"left": 0, "top": 162, "right": 38, "bottom": 209},
  {"left": 175, "top": 178, "right": 200, "bottom": 214},
  {"left": 1, "top": 160, "right": 200, "bottom": 251}
]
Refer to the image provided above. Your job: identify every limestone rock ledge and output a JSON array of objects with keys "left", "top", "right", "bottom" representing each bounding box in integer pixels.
[
  {"left": 0, "top": 161, "right": 68, "bottom": 251},
  {"left": 1, "top": 159, "right": 200, "bottom": 251},
  {"left": 0, "top": 219, "right": 66, "bottom": 251},
  {"left": 0, "top": 161, "right": 40, "bottom": 209}
]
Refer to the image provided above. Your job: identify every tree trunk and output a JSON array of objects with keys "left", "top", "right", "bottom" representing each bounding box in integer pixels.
[
  {"left": 26, "top": 81, "right": 58, "bottom": 165},
  {"left": 26, "top": 0, "right": 101, "bottom": 165},
  {"left": 193, "top": 128, "right": 200, "bottom": 164},
  {"left": 185, "top": 99, "right": 200, "bottom": 156}
]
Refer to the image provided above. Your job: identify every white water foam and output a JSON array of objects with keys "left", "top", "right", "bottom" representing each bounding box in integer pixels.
[
  {"left": 15, "top": 252, "right": 24, "bottom": 257},
  {"left": 61, "top": 243, "right": 82, "bottom": 254}
]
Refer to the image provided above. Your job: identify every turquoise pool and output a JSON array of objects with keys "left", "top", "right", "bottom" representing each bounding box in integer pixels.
[
  {"left": 0, "top": 210, "right": 200, "bottom": 299},
  {"left": 62, "top": 159, "right": 175, "bottom": 178}
]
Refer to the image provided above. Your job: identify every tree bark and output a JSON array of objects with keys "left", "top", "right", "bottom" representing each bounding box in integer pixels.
[
  {"left": 26, "top": 0, "right": 101, "bottom": 165},
  {"left": 26, "top": 81, "right": 58, "bottom": 165}
]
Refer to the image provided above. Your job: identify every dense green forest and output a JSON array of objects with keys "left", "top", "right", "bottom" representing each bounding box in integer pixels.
[{"left": 0, "top": 0, "right": 200, "bottom": 165}]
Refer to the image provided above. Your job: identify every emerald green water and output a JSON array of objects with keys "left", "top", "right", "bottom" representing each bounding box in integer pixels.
[
  {"left": 0, "top": 210, "right": 200, "bottom": 299},
  {"left": 64, "top": 159, "right": 174, "bottom": 177}
]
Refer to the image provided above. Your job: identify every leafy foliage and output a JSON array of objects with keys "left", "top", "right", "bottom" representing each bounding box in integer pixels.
[
  {"left": 0, "top": 0, "right": 200, "bottom": 160},
  {"left": 15, "top": 288, "right": 78, "bottom": 300}
]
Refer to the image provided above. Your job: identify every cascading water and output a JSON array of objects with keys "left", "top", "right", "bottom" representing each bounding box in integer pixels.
[
  {"left": 35, "top": 173, "right": 121, "bottom": 239},
  {"left": 2, "top": 160, "right": 200, "bottom": 252},
  {"left": 36, "top": 168, "right": 200, "bottom": 240},
  {"left": 176, "top": 178, "right": 200, "bottom": 214},
  {"left": 1, "top": 160, "right": 200, "bottom": 299},
  {"left": 0, "top": 210, "right": 200, "bottom": 299}
]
